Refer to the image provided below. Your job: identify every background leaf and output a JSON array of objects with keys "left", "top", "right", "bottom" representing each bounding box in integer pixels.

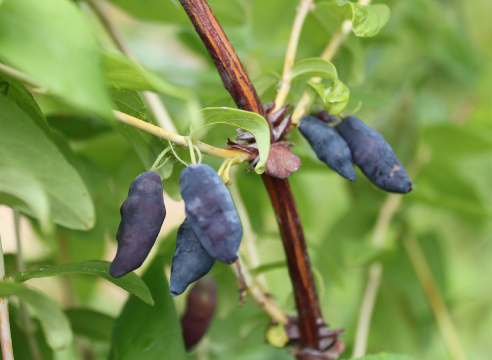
[
  {"left": 0, "top": 281, "right": 72, "bottom": 350},
  {"left": 109, "top": 255, "right": 186, "bottom": 360},
  {"left": 0, "top": 96, "right": 95, "bottom": 230},
  {"left": 66, "top": 308, "right": 115, "bottom": 342},
  {"left": 0, "top": 0, "right": 111, "bottom": 117},
  {"left": 290, "top": 58, "right": 338, "bottom": 80},
  {"left": 347, "top": 4, "right": 390, "bottom": 38},
  {"left": 14, "top": 261, "right": 154, "bottom": 306}
]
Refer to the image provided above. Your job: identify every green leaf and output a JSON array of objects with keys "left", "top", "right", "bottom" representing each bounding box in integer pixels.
[
  {"left": 199, "top": 108, "right": 270, "bottom": 174},
  {"left": 0, "top": 96, "right": 95, "bottom": 230},
  {"left": 253, "top": 71, "right": 281, "bottom": 97},
  {"left": 0, "top": 165, "right": 51, "bottom": 233},
  {"left": 351, "top": 353, "right": 413, "bottom": 360},
  {"left": 108, "top": 89, "right": 173, "bottom": 179},
  {"left": 66, "top": 309, "right": 115, "bottom": 341},
  {"left": 290, "top": 58, "right": 338, "bottom": 80},
  {"left": 104, "top": 51, "right": 188, "bottom": 100},
  {"left": 307, "top": 79, "right": 350, "bottom": 115},
  {"left": 347, "top": 3, "right": 390, "bottom": 38},
  {"left": 0, "top": 0, "right": 111, "bottom": 117},
  {"left": 251, "top": 261, "right": 287, "bottom": 276},
  {"left": 109, "top": 256, "right": 186, "bottom": 360},
  {"left": 47, "top": 115, "right": 110, "bottom": 139},
  {"left": 0, "top": 74, "right": 51, "bottom": 137},
  {"left": 0, "top": 281, "right": 72, "bottom": 350},
  {"left": 14, "top": 261, "right": 154, "bottom": 306}
]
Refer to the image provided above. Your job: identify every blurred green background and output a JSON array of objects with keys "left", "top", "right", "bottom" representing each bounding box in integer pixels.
[{"left": 1, "top": 0, "right": 492, "bottom": 359}]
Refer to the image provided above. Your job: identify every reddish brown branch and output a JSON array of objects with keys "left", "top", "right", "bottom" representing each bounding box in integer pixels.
[
  {"left": 178, "top": 0, "right": 330, "bottom": 357},
  {"left": 261, "top": 175, "right": 322, "bottom": 349},
  {"left": 178, "top": 0, "right": 264, "bottom": 116}
]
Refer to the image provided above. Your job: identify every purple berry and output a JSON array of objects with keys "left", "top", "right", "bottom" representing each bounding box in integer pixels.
[{"left": 110, "top": 171, "right": 166, "bottom": 278}]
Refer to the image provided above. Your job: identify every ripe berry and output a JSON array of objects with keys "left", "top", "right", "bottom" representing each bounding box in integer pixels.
[
  {"left": 110, "top": 171, "right": 166, "bottom": 278},
  {"left": 180, "top": 164, "right": 242, "bottom": 264},
  {"left": 336, "top": 116, "right": 412, "bottom": 193},
  {"left": 299, "top": 116, "right": 356, "bottom": 182},
  {"left": 170, "top": 218, "right": 216, "bottom": 297}
]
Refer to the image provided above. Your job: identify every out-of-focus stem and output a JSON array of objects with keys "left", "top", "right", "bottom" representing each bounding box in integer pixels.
[
  {"left": 404, "top": 236, "right": 468, "bottom": 360},
  {"left": 273, "top": 0, "right": 314, "bottom": 111},
  {"left": 351, "top": 195, "right": 402, "bottom": 358},
  {"left": 0, "top": 235, "right": 14, "bottom": 360},
  {"left": 13, "top": 211, "right": 41, "bottom": 360}
]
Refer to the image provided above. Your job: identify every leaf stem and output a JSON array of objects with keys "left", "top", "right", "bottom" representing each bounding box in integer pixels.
[
  {"left": 13, "top": 211, "right": 41, "bottom": 360},
  {"left": 403, "top": 235, "right": 468, "bottom": 360},
  {"left": 0, "top": 235, "right": 14, "bottom": 360},
  {"left": 273, "top": 0, "right": 315, "bottom": 111},
  {"left": 113, "top": 110, "right": 249, "bottom": 163}
]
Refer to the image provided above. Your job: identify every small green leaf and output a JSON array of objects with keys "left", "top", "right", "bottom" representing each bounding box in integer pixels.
[
  {"left": 108, "top": 89, "right": 173, "bottom": 180},
  {"left": 0, "top": 74, "right": 51, "bottom": 137},
  {"left": 66, "top": 308, "right": 115, "bottom": 341},
  {"left": 199, "top": 108, "right": 270, "bottom": 174},
  {"left": 290, "top": 58, "right": 338, "bottom": 80},
  {"left": 0, "top": 165, "right": 51, "bottom": 233},
  {"left": 0, "top": 281, "right": 72, "bottom": 350},
  {"left": 253, "top": 71, "right": 280, "bottom": 97},
  {"left": 14, "top": 261, "right": 154, "bottom": 306},
  {"left": 109, "top": 256, "right": 186, "bottom": 360},
  {"left": 0, "top": 0, "right": 111, "bottom": 117},
  {"left": 0, "top": 96, "right": 95, "bottom": 230},
  {"left": 307, "top": 79, "right": 350, "bottom": 115},
  {"left": 251, "top": 261, "right": 287, "bottom": 276},
  {"left": 104, "top": 52, "right": 188, "bottom": 100},
  {"left": 347, "top": 3, "right": 390, "bottom": 38}
]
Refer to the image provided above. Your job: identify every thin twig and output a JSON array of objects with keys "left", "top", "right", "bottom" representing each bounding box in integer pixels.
[
  {"left": 229, "top": 168, "right": 286, "bottom": 322},
  {"left": 0, "top": 62, "right": 42, "bottom": 89},
  {"left": 13, "top": 212, "right": 41, "bottom": 360},
  {"left": 113, "top": 110, "right": 249, "bottom": 163},
  {"left": 352, "top": 195, "right": 401, "bottom": 358},
  {"left": 404, "top": 236, "right": 468, "bottom": 360},
  {"left": 273, "top": 0, "right": 315, "bottom": 111},
  {"left": 84, "top": 0, "right": 178, "bottom": 133},
  {"left": 0, "top": 235, "right": 14, "bottom": 360}
]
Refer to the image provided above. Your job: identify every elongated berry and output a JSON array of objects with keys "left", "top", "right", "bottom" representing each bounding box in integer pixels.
[
  {"left": 180, "top": 164, "right": 242, "bottom": 264},
  {"left": 336, "top": 116, "right": 412, "bottom": 193},
  {"left": 181, "top": 277, "right": 217, "bottom": 350},
  {"left": 110, "top": 171, "right": 166, "bottom": 278},
  {"left": 170, "top": 218, "right": 216, "bottom": 297},
  {"left": 299, "top": 116, "right": 356, "bottom": 181}
]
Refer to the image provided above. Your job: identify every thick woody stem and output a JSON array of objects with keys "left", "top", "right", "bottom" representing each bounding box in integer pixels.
[
  {"left": 261, "top": 175, "right": 322, "bottom": 350},
  {"left": 178, "top": 0, "right": 324, "bottom": 355},
  {"left": 178, "top": 0, "right": 265, "bottom": 117}
]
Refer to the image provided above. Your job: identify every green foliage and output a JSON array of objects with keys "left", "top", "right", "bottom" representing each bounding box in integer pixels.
[
  {"left": 0, "top": 282, "right": 72, "bottom": 350},
  {"left": 0, "top": 0, "right": 111, "bottom": 117},
  {"left": 0, "top": 0, "right": 491, "bottom": 359},
  {"left": 199, "top": 108, "right": 270, "bottom": 173},
  {"left": 109, "top": 255, "right": 186, "bottom": 360},
  {"left": 14, "top": 261, "right": 154, "bottom": 305},
  {"left": 0, "top": 95, "right": 95, "bottom": 230}
]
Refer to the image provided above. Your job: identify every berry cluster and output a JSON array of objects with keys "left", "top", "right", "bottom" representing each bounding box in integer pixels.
[
  {"left": 109, "top": 162, "right": 242, "bottom": 298},
  {"left": 299, "top": 115, "right": 412, "bottom": 193},
  {"left": 170, "top": 164, "right": 243, "bottom": 296}
]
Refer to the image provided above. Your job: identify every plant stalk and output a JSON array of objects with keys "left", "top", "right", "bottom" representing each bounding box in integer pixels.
[
  {"left": 0, "top": 235, "right": 14, "bottom": 360},
  {"left": 178, "top": 0, "right": 325, "bottom": 355}
]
